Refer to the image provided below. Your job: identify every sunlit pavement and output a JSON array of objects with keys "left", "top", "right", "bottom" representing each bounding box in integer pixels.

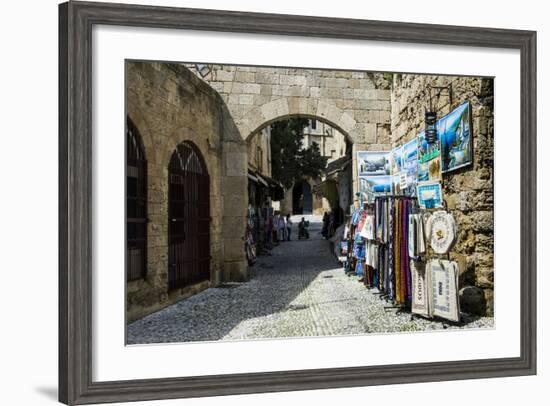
[{"left": 127, "top": 215, "right": 493, "bottom": 344}]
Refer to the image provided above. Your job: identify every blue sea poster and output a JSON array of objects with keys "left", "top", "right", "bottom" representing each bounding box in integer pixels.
[
  {"left": 357, "top": 151, "right": 391, "bottom": 177},
  {"left": 401, "top": 137, "right": 418, "bottom": 193},
  {"left": 417, "top": 181, "right": 443, "bottom": 209},
  {"left": 439, "top": 102, "right": 472, "bottom": 173},
  {"left": 359, "top": 175, "right": 392, "bottom": 195}
]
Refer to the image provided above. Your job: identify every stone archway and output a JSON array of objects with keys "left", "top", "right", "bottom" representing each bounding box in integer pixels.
[
  {"left": 238, "top": 97, "right": 358, "bottom": 143},
  {"left": 243, "top": 103, "right": 358, "bottom": 211},
  {"left": 239, "top": 99, "right": 371, "bottom": 195},
  {"left": 185, "top": 65, "right": 395, "bottom": 197}
]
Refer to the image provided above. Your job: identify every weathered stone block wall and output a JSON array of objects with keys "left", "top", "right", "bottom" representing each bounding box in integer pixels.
[
  {"left": 247, "top": 127, "right": 272, "bottom": 178},
  {"left": 186, "top": 65, "right": 393, "bottom": 194},
  {"left": 390, "top": 74, "right": 494, "bottom": 316},
  {"left": 126, "top": 62, "right": 247, "bottom": 322}
]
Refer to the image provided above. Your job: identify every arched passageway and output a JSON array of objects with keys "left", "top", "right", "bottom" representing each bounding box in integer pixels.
[{"left": 292, "top": 180, "right": 313, "bottom": 215}]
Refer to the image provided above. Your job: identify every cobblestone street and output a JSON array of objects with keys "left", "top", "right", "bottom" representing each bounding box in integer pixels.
[{"left": 127, "top": 215, "right": 493, "bottom": 344}]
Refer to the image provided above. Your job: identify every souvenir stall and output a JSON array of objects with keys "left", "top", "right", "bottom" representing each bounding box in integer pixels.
[
  {"left": 342, "top": 102, "right": 472, "bottom": 323},
  {"left": 342, "top": 194, "right": 460, "bottom": 322},
  {"left": 247, "top": 169, "right": 285, "bottom": 259}
]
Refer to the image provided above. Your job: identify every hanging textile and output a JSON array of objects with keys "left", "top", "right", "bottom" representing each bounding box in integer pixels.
[
  {"left": 404, "top": 200, "right": 411, "bottom": 301},
  {"left": 351, "top": 209, "right": 361, "bottom": 226},
  {"left": 428, "top": 259, "right": 460, "bottom": 322},
  {"left": 340, "top": 194, "right": 460, "bottom": 322},
  {"left": 408, "top": 213, "right": 426, "bottom": 258},
  {"left": 411, "top": 259, "right": 430, "bottom": 317},
  {"left": 356, "top": 260, "right": 365, "bottom": 277},
  {"left": 365, "top": 242, "right": 379, "bottom": 269},
  {"left": 388, "top": 199, "right": 395, "bottom": 300},
  {"left": 394, "top": 200, "right": 402, "bottom": 304},
  {"left": 359, "top": 214, "right": 376, "bottom": 240}
]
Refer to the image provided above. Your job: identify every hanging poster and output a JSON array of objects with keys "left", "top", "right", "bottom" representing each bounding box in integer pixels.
[
  {"left": 401, "top": 137, "right": 419, "bottom": 194},
  {"left": 439, "top": 102, "right": 473, "bottom": 173},
  {"left": 417, "top": 130, "right": 441, "bottom": 182},
  {"left": 390, "top": 145, "right": 403, "bottom": 175},
  {"left": 392, "top": 174, "right": 402, "bottom": 194},
  {"left": 399, "top": 172, "right": 408, "bottom": 189},
  {"left": 357, "top": 151, "right": 391, "bottom": 177},
  {"left": 417, "top": 129, "right": 439, "bottom": 163},
  {"left": 359, "top": 175, "right": 392, "bottom": 194},
  {"left": 417, "top": 181, "right": 443, "bottom": 209}
]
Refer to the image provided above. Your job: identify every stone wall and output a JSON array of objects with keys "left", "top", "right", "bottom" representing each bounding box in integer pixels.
[
  {"left": 126, "top": 62, "right": 248, "bottom": 323},
  {"left": 247, "top": 127, "right": 272, "bottom": 178},
  {"left": 185, "top": 64, "right": 393, "bottom": 194},
  {"left": 303, "top": 120, "right": 348, "bottom": 163},
  {"left": 390, "top": 74, "right": 494, "bottom": 316}
]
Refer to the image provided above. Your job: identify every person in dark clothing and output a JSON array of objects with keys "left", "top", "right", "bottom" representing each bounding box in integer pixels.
[
  {"left": 298, "top": 217, "right": 310, "bottom": 239},
  {"left": 321, "top": 211, "right": 329, "bottom": 239}
]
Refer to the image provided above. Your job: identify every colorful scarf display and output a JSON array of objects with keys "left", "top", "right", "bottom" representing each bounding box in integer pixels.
[{"left": 341, "top": 198, "right": 459, "bottom": 322}]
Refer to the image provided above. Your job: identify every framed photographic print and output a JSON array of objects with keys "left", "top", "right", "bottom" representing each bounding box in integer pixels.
[
  {"left": 357, "top": 151, "right": 392, "bottom": 176},
  {"left": 417, "top": 181, "right": 444, "bottom": 209},
  {"left": 59, "top": 1, "right": 536, "bottom": 404},
  {"left": 439, "top": 102, "right": 473, "bottom": 173}
]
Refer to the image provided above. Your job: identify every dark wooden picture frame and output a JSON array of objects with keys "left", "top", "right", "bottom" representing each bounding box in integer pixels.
[{"left": 59, "top": 1, "right": 537, "bottom": 404}]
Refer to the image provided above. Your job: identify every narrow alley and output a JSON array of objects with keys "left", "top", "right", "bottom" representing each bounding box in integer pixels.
[{"left": 127, "top": 216, "right": 491, "bottom": 344}]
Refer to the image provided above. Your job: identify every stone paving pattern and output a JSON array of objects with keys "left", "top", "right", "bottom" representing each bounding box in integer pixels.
[{"left": 127, "top": 216, "right": 493, "bottom": 344}]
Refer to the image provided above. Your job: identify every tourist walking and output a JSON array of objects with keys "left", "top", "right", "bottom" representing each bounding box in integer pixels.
[
  {"left": 321, "top": 211, "right": 329, "bottom": 239},
  {"left": 273, "top": 213, "right": 279, "bottom": 244},
  {"left": 266, "top": 213, "right": 274, "bottom": 249},
  {"left": 286, "top": 214, "right": 293, "bottom": 241},
  {"left": 298, "top": 217, "right": 310, "bottom": 239},
  {"left": 277, "top": 213, "right": 286, "bottom": 242}
]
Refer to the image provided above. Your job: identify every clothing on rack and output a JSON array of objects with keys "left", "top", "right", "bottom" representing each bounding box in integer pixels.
[
  {"left": 340, "top": 194, "right": 460, "bottom": 322},
  {"left": 359, "top": 214, "right": 376, "bottom": 240},
  {"left": 408, "top": 213, "right": 426, "bottom": 258}
]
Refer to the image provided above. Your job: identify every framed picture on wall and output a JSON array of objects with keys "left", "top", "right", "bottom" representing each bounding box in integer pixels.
[
  {"left": 439, "top": 101, "right": 474, "bottom": 173},
  {"left": 59, "top": 1, "right": 536, "bottom": 405}
]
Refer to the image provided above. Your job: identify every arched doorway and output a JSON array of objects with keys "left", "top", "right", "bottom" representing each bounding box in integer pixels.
[
  {"left": 126, "top": 117, "right": 147, "bottom": 281},
  {"left": 292, "top": 180, "right": 312, "bottom": 215},
  {"left": 168, "top": 141, "right": 210, "bottom": 290}
]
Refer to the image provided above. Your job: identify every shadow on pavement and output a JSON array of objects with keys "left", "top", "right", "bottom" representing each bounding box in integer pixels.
[{"left": 127, "top": 215, "right": 341, "bottom": 344}]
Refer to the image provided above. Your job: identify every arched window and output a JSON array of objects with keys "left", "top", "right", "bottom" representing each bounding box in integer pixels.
[
  {"left": 168, "top": 142, "right": 210, "bottom": 290},
  {"left": 126, "top": 117, "right": 147, "bottom": 281}
]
